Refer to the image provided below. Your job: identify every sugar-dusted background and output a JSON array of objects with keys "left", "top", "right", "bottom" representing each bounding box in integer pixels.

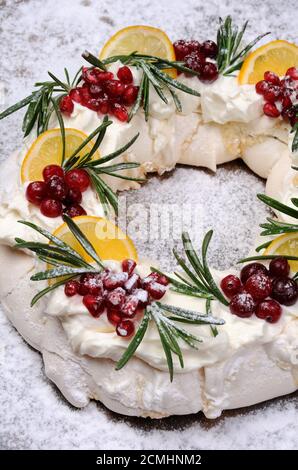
[{"left": 0, "top": 0, "right": 297, "bottom": 450}]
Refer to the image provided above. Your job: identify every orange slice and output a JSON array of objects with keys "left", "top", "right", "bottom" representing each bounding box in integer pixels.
[
  {"left": 21, "top": 128, "right": 100, "bottom": 183},
  {"left": 264, "top": 232, "right": 298, "bottom": 272},
  {"left": 52, "top": 215, "right": 138, "bottom": 264},
  {"left": 238, "top": 40, "right": 298, "bottom": 85}
]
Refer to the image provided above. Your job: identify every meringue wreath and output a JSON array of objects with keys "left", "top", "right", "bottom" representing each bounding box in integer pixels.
[{"left": 0, "top": 16, "right": 298, "bottom": 419}]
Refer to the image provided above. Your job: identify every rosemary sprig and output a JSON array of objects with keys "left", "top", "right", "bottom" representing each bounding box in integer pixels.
[
  {"left": 116, "top": 301, "right": 224, "bottom": 381},
  {"left": 216, "top": 16, "right": 270, "bottom": 75},
  {"left": 290, "top": 105, "right": 298, "bottom": 154},
  {"left": 14, "top": 216, "right": 103, "bottom": 306},
  {"left": 0, "top": 67, "right": 82, "bottom": 137}
]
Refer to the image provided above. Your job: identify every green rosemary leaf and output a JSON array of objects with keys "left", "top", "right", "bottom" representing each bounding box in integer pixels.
[
  {"left": 238, "top": 255, "right": 298, "bottom": 263},
  {"left": 31, "top": 275, "right": 76, "bottom": 306},
  {"left": 151, "top": 81, "right": 168, "bottom": 104},
  {"left": 257, "top": 194, "right": 298, "bottom": 219},
  {"left": 62, "top": 214, "right": 104, "bottom": 268},
  {"left": 115, "top": 309, "right": 151, "bottom": 370},
  {"left": 95, "top": 162, "right": 141, "bottom": 173},
  {"left": 205, "top": 299, "right": 218, "bottom": 337},
  {"left": 89, "top": 170, "right": 118, "bottom": 215},
  {"left": 173, "top": 249, "right": 209, "bottom": 292},
  {"left": 291, "top": 198, "right": 298, "bottom": 208},
  {"left": 88, "top": 132, "right": 139, "bottom": 167},
  {"left": 156, "top": 324, "right": 174, "bottom": 381},
  {"left": 82, "top": 50, "right": 107, "bottom": 71},
  {"left": 129, "top": 74, "right": 145, "bottom": 121},
  {"left": 31, "top": 265, "right": 95, "bottom": 281},
  {"left": 71, "top": 66, "right": 83, "bottom": 87},
  {"left": 140, "top": 61, "right": 163, "bottom": 89},
  {"left": 51, "top": 98, "right": 66, "bottom": 164},
  {"left": 293, "top": 272, "right": 298, "bottom": 281},
  {"left": 255, "top": 240, "right": 272, "bottom": 252},
  {"left": 14, "top": 240, "right": 88, "bottom": 267},
  {"left": 22, "top": 97, "right": 41, "bottom": 136},
  {"left": 64, "top": 68, "right": 70, "bottom": 85},
  {"left": 156, "top": 302, "right": 224, "bottom": 325},
  {"left": 48, "top": 71, "right": 70, "bottom": 93},
  {"left": 0, "top": 93, "right": 36, "bottom": 121},
  {"left": 181, "top": 232, "right": 209, "bottom": 290},
  {"left": 151, "top": 65, "right": 200, "bottom": 97},
  {"left": 170, "top": 286, "right": 214, "bottom": 300},
  {"left": 98, "top": 170, "right": 145, "bottom": 183},
  {"left": 168, "top": 87, "right": 182, "bottom": 112},
  {"left": 89, "top": 171, "right": 110, "bottom": 217},
  {"left": 292, "top": 128, "right": 298, "bottom": 153},
  {"left": 143, "top": 74, "right": 150, "bottom": 121}
]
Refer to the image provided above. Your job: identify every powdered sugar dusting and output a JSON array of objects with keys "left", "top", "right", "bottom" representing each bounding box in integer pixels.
[{"left": 0, "top": 0, "right": 297, "bottom": 451}]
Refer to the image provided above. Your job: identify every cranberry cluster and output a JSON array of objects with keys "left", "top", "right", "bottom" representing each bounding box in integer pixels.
[
  {"left": 26, "top": 164, "right": 90, "bottom": 218},
  {"left": 220, "top": 257, "right": 298, "bottom": 322},
  {"left": 59, "top": 66, "right": 139, "bottom": 122},
  {"left": 64, "top": 259, "right": 169, "bottom": 338},
  {"left": 173, "top": 39, "right": 219, "bottom": 83},
  {"left": 256, "top": 67, "right": 298, "bottom": 123}
]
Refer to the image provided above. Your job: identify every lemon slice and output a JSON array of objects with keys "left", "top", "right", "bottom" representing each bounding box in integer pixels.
[
  {"left": 52, "top": 215, "right": 138, "bottom": 264},
  {"left": 21, "top": 128, "right": 100, "bottom": 183},
  {"left": 238, "top": 40, "right": 298, "bottom": 85},
  {"left": 264, "top": 232, "right": 298, "bottom": 272}
]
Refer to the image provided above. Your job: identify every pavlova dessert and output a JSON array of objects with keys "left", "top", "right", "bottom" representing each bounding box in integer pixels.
[{"left": 0, "top": 16, "right": 297, "bottom": 419}]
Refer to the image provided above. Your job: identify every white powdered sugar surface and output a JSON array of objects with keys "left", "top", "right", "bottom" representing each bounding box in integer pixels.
[{"left": 0, "top": 0, "right": 297, "bottom": 450}]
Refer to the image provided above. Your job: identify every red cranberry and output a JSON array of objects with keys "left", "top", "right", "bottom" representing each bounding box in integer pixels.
[
  {"left": 220, "top": 274, "right": 242, "bottom": 299},
  {"left": 264, "top": 71, "right": 280, "bottom": 85},
  {"left": 106, "top": 287, "right": 126, "bottom": 309},
  {"left": 42, "top": 164, "right": 64, "bottom": 182},
  {"left": 173, "top": 40, "right": 192, "bottom": 61},
  {"left": 46, "top": 175, "right": 68, "bottom": 201},
  {"left": 65, "top": 169, "right": 90, "bottom": 192},
  {"left": 122, "top": 85, "right": 139, "bottom": 106},
  {"left": 117, "top": 66, "right": 133, "bottom": 84},
  {"left": 255, "top": 80, "right": 269, "bottom": 95},
  {"left": 256, "top": 299, "right": 282, "bottom": 323},
  {"left": 269, "top": 257, "right": 290, "bottom": 278},
  {"left": 40, "top": 198, "right": 63, "bottom": 218},
  {"left": 63, "top": 188, "right": 82, "bottom": 206},
  {"left": 26, "top": 181, "right": 47, "bottom": 206},
  {"left": 121, "top": 294, "right": 139, "bottom": 318},
  {"left": 122, "top": 259, "right": 137, "bottom": 276},
  {"left": 240, "top": 263, "right": 268, "bottom": 284},
  {"left": 263, "top": 102, "right": 280, "bottom": 118},
  {"left": 186, "top": 40, "right": 201, "bottom": 54},
  {"left": 201, "top": 40, "right": 218, "bottom": 58},
  {"left": 286, "top": 67, "right": 298, "bottom": 80},
  {"left": 200, "top": 62, "right": 219, "bottom": 83},
  {"left": 245, "top": 273, "right": 272, "bottom": 301},
  {"left": 282, "top": 95, "right": 293, "bottom": 109},
  {"left": 83, "top": 294, "right": 105, "bottom": 317},
  {"left": 64, "top": 204, "right": 86, "bottom": 218},
  {"left": 104, "top": 272, "right": 128, "bottom": 290},
  {"left": 59, "top": 95, "right": 74, "bottom": 115},
  {"left": 230, "top": 292, "right": 256, "bottom": 318},
  {"left": 64, "top": 280, "right": 80, "bottom": 297},
  {"left": 69, "top": 88, "right": 82, "bottom": 104},
  {"left": 111, "top": 103, "right": 129, "bottom": 122},
  {"left": 124, "top": 273, "right": 140, "bottom": 292},
  {"left": 79, "top": 273, "right": 103, "bottom": 296},
  {"left": 116, "top": 319, "right": 135, "bottom": 338},
  {"left": 146, "top": 281, "right": 167, "bottom": 300},
  {"left": 271, "top": 278, "right": 298, "bottom": 306},
  {"left": 184, "top": 52, "right": 206, "bottom": 73},
  {"left": 107, "top": 308, "right": 122, "bottom": 326}
]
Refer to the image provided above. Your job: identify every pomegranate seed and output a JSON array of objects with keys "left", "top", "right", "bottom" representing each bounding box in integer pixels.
[
  {"left": 255, "top": 80, "right": 269, "bottom": 95},
  {"left": 124, "top": 273, "right": 140, "bottom": 292},
  {"left": 256, "top": 299, "right": 282, "bottom": 323},
  {"left": 269, "top": 257, "right": 290, "bottom": 278},
  {"left": 98, "top": 96, "right": 109, "bottom": 114},
  {"left": 107, "top": 308, "right": 123, "bottom": 326},
  {"left": 59, "top": 95, "right": 74, "bottom": 115},
  {"left": 78, "top": 85, "right": 92, "bottom": 105},
  {"left": 46, "top": 175, "right": 68, "bottom": 201},
  {"left": 146, "top": 281, "right": 167, "bottom": 300},
  {"left": 42, "top": 164, "right": 64, "bottom": 182},
  {"left": 104, "top": 272, "right": 128, "bottom": 290},
  {"left": 79, "top": 273, "right": 103, "bottom": 296},
  {"left": 220, "top": 275, "right": 242, "bottom": 299},
  {"left": 64, "top": 204, "right": 86, "bottom": 218},
  {"left": 65, "top": 169, "right": 90, "bottom": 192},
  {"left": 286, "top": 67, "right": 298, "bottom": 80},
  {"left": 264, "top": 71, "right": 280, "bottom": 85},
  {"left": 105, "top": 80, "right": 125, "bottom": 97},
  {"left": 122, "top": 85, "right": 139, "bottom": 106},
  {"left": 89, "top": 84, "right": 103, "bottom": 96},
  {"left": 133, "top": 288, "right": 149, "bottom": 306},
  {"left": 106, "top": 287, "right": 126, "bottom": 309},
  {"left": 263, "top": 85, "right": 281, "bottom": 103},
  {"left": 201, "top": 40, "right": 218, "bottom": 58},
  {"left": 240, "top": 263, "right": 268, "bottom": 284},
  {"left": 282, "top": 95, "right": 292, "bottom": 109},
  {"left": 82, "top": 67, "right": 101, "bottom": 85},
  {"left": 116, "top": 319, "right": 135, "bottom": 338},
  {"left": 25, "top": 181, "right": 47, "bottom": 206},
  {"left": 122, "top": 259, "right": 136, "bottom": 276},
  {"left": 83, "top": 294, "right": 105, "bottom": 317},
  {"left": 271, "top": 278, "right": 298, "bottom": 306},
  {"left": 85, "top": 98, "right": 101, "bottom": 111},
  {"left": 121, "top": 294, "right": 139, "bottom": 318},
  {"left": 69, "top": 88, "right": 82, "bottom": 104},
  {"left": 95, "top": 71, "right": 114, "bottom": 82},
  {"left": 64, "top": 280, "right": 80, "bottom": 297},
  {"left": 282, "top": 106, "right": 297, "bottom": 126},
  {"left": 40, "top": 198, "right": 63, "bottom": 218},
  {"left": 263, "top": 102, "right": 280, "bottom": 118},
  {"left": 117, "top": 66, "right": 133, "bottom": 84},
  {"left": 200, "top": 62, "right": 219, "bottom": 83},
  {"left": 143, "top": 272, "right": 169, "bottom": 286},
  {"left": 63, "top": 188, "right": 82, "bottom": 206},
  {"left": 111, "top": 103, "right": 129, "bottom": 122},
  {"left": 230, "top": 292, "right": 256, "bottom": 318},
  {"left": 245, "top": 273, "right": 272, "bottom": 301}
]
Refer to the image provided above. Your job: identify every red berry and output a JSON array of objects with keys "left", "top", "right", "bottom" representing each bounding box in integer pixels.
[
  {"left": 79, "top": 273, "right": 103, "bottom": 296},
  {"left": 263, "top": 102, "right": 280, "bottom": 118},
  {"left": 98, "top": 96, "right": 109, "bottom": 114},
  {"left": 78, "top": 85, "right": 92, "bottom": 105},
  {"left": 121, "top": 294, "right": 139, "bottom": 318},
  {"left": 122, "top": 85, "right": 139, "bottom": 106},
  {"left": 85, "top": 98, "right": 101, "bottom": 112},
  {"left": 107, "top": 308, "right": 122, "bottom": 326},
  {"left": 146, "top": 281, "right": 167, "bottom": 300},
  {"left": 173, "top": 40, "right": 190, "bottom": 60},
  {"left": 263, "top": 85, "right": 281, "bottom": 103},
  {"left": 230, "top": 292, "right": 256, "bottom": 318},
  {"left": 282, "top": 106, "right": 298, "bottom": 127},
  {"left": 103, "top": 272, "right": 128, "bottom": 290},
  {"left": 105, "top": 79, "right": 125, "bottom": 97},
  {"left": 122, "top": 259, "right": 137, "bottom": 276},
  {"left": 269, "top": 257, "right": 290, "bottom": 278},
  {"left": 255, "top": 80, "right": 269, "bottom": 95},
  {"left": 201, "top": 40, "right": 218, "bottom": 58},
  {"left": 143, "top": 272, "right": 169, "bottom": 287},
  {"left": 124, "top": 273, "right": 140, "bottom": 292},
  {"left": 116, "top": 319, "right": 135, "bottom": 338},
  {"left": 281, "top": 95, "right": 292, "bottom": 109},
  {"left": 64, "top": 204, "right": 86, "bottom": 218},
  {"left": 83, "top": 294, "right": 105, "bottom": 317},
  {"left": 271, "top": 278, "right": 298, "bottom": 306},
  {"left": 286, "top": 67, "right": 298, "bottom": 80},
  {"left": 184, "top": 52, "right": 206, "bottom": 73},
  {"left": 240, "top": 263, "right": 268, "bottom": 284},
  {"left": 63, "top": 188, "right": 82, "bottom": 206},
  {"left": 25, "top": 181, "right": 47, "bottom": 206},
  {"left": 186, "top": 40, "right": 201, "bottom": 54},
  {"left": 95, "top": 71, "right": 114, "bottom": 83},
  {"left": 256, "top": 299, "right": 282, "bottom": 323},
  {"left": 42, "top": 164, "right": 64, "bottom": 182},
  {"left": 106, "top": 287, "right": 126, "bottom": 309},
  {"left": 133, "top": 288, "right": 149, "bottom": 306},
  {"left": 264, "top": 71, "right": 280, "bottom": 85},
  {"left": 69, "top": 88, "right": 82, "bottom": 104},
  {"left": 64, "top": 280, "right": 80, "bottom": 297},
  {"left": 89, "top": 84, "right": 103, "bottom": 96},
  {"left": 111, "top": 103, "right": 129, "bottom": 122},
  {"left": 46, "top": 175, "right": 68, "bottom": 201},
  {"left": 82, "top": 67, "right": 101, "bottom": 85},
  {"left": 245, "top": 273, "right": 272, "bottom": 301},
  {"left": 40, "top": 198, "right": 63, "bottom": 218},
  {"left": 220, "top": 274, "right": 242, "bottom": 299},
  {"left": 65, "top": 169, "right": 90, "bottom": 192},
  {"left": 59, "top": 95, "right": 74, "bottom": 115},
  {"left": 117, "top": 66, "right": 133, "bottom": 84},
  {"left": 200, "top": 62, "right": 219, "bottom": 83}
]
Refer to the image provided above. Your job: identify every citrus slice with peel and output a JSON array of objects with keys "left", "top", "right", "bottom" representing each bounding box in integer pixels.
[
  {"left": 99, "top": 25, "right": 176, "bottom": 77},
  {"left": 264, "top": 232, "right": 298, "bottom": 272},
  {"left": 238, "top": 40, "right": 298, "bottom": 85},
  {"left": 21, "top": 128, "right": 100, "bottom": 183},
  {"left": 52, "top": 215, "right": 138, "bottom": 264}
]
